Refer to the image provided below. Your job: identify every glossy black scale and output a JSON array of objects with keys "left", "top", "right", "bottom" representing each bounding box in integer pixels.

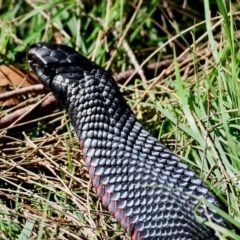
[{"left": 28, "top": 42, "right": 229, "bottom": 240}]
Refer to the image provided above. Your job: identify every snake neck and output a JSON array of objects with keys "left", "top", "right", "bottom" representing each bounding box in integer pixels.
[{"left": 62, "top": 68, "right": 142, "bottom": 151}]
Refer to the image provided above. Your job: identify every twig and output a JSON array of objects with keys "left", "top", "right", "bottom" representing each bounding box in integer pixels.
[
  {"left": 105, "top": 0, "right": 143, "bottom": 70},
  {"left": 0, "top": 96, "right": 60, "bottom": 129},
  {"left": 113, "top": 59, "right": 174, "bottom": 83},
  {"left": 0, "top": 84, "right": 47, "bottom": 101},
  {"left": 112, "top": 28, "right": 147, "bottom": 83}
]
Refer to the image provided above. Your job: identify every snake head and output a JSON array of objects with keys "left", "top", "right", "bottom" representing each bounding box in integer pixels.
[
  {"left": 27, "top": 42, "right": 99, "bottom": 88},
  {"left": 27, "top": 42, "right": 103, "bottom": 104}
]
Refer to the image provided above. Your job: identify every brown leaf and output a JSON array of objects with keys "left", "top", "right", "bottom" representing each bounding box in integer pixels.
[{"left": 0, "top": 65, "right": 39, "bottom": 87}]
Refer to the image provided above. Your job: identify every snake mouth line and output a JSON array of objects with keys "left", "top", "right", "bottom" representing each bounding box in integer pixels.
[{"left": 27, "top": 58, "right": 52, "bottom": 87}]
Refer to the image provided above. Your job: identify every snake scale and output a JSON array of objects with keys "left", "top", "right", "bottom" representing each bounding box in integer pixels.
[{"left": 27, "top": 42, "right": 229, "bottom": 240}]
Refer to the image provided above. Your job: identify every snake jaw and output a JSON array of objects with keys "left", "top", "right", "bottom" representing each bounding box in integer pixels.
[
  {"left": 27, "top": 42, "right": 102, "bottom": 90},
  {"left": 27, "top": 43, "right": 56, "bottom": 88}
]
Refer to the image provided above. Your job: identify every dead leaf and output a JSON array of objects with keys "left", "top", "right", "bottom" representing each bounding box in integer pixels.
[{"left": 0, "top": 65, "right": 39, "bottom": 87}]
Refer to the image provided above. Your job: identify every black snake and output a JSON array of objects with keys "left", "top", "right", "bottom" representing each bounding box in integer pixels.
[{"left": 27, "top": 42, "right": 229, "bottom": 240}]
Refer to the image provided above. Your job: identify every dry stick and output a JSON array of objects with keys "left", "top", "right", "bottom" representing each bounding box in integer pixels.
[
  {"left": 121, "top": 36, "right": 147, "bottom": 83},
  {"left": 0, "top": 105, "right": 35, "bottom": 129},
  {"left": 105, "top": 0, "right": 143, "bottom": 70},
  {"left": 0, "top": 95, "right": 59, "bottom": 129},
  {"left": 112, "top": 29, "right": 147, "bottom": 83},
  {"left": 113, "top": 59, "right": 174, "bottom": 82},
  {"left": 0, "top": 84, "right": 46, "bottom": 101}
]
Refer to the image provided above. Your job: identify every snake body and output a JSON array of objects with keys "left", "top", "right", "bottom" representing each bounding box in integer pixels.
[{"left": 28, "top": 42, "right": 227, "bottom": 240}]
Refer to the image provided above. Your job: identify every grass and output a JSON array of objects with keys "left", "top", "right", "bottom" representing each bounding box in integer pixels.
[{"left": 0, "top": 0, "right": 240, "bottom": 239}]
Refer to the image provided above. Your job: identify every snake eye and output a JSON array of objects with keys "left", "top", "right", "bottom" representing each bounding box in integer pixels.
[{"left": 41, "top": 65, "right": 54, "bottom": 76}]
